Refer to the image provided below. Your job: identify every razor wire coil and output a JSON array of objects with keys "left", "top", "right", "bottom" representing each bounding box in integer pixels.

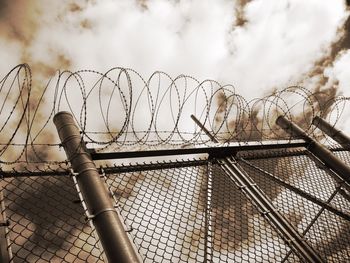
[
  {"left": 0, "top": 65, "right": 350, "bottom": 262},
  {"left": 0, "top": 64, "right": 348, "bottom": 166}
]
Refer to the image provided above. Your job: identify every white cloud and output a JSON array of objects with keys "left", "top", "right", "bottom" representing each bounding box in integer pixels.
[
  {"left": 322, "top": 50, "right": 350, "bottom": 133},
  {"left": 60, "top": 0, "right": 235, "bottom": 79},
  {"left": 0, "top": 0, "right": 348, "bottom": 98},
  {"left": 329, "top": 50, "right": 350, "bottom": 96},
  {"left": 0, "top": 0, "right": 349, "bottom": 133},
  {"left": 220, "top": 0, "right": 348, "bottom": 98},
  {"left": 0, "top": 40, "right": 22, "bottom": 75}
]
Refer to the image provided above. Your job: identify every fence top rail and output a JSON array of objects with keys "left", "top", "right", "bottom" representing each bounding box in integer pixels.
[
  {"left": 90, "top": 139, "right": 308, "bottom": 160},
  {"left": 1, "top": 64, "right": 350, "bottom": 166}
]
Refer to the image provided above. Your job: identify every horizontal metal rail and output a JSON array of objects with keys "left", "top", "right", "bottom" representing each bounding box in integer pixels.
[
  {"left": 0, "top": 170, "right": 69, "bottom": 178},
  {"left": 89, "top": 140, "right": 308, "bottom": 160},
  {"left": 100, "top": 159, "right": 209, "bottom": 174},
  {"left": 0, "top": 160, "right": 207, "bottom": 178}
]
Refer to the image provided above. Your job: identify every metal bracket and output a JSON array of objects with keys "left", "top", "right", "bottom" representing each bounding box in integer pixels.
[
  {"left": 0, "top": 220, "right": 9, "bottom": 227},
  {"left": 86, "top": 208, "right": 118, "bottom": 220}
]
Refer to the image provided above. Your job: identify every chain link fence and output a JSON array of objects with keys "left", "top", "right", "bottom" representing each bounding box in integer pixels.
[
  {"left": 1, "top": 175, "right": 104, "bottom": 262},
  {"left": 0, "top": 148, "right": 350, "bottom": 262}
]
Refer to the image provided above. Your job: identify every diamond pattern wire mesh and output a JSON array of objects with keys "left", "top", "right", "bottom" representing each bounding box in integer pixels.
[
  {"left": 1, "top": 176, "right": 104, "bottom": 262},
  {"left": 105, "top": 164, "right": 209, "bottom": 262},
  {"left": 0, "top": 149, "right": 350, "bottom": 262},
  {"left": 237, "top": 150, "right": 350, "bottom": 262},
  {"left": 208, "top": 163, "right": 297, "bottom": 262}
]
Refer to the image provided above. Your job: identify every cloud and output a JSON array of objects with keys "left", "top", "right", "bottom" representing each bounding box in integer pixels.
[
  {"left": 1, "top": 2, "right": 350, "bottom": 260},
  {"left": 0, "top": 0, "right": 349, "bottom": 135},
  {"left": 327, "top": 50, "right": 350, "bottom": 96},
  {"left": 0, "top": 0, "right": 348, "bottom": 99},
  {"left": 220, "top": 0, "right": 348, "bottom": 98}
]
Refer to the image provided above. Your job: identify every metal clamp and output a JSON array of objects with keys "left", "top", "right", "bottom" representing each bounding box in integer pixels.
[
  {"left": 70, "top": 168, "right": 97, "bottom": 177},
  {"left": 86, "top": 208, "right": 117, "bottom": 220},
  {"left": 69, "top": 169, "right": 78, "bottom": 177}
]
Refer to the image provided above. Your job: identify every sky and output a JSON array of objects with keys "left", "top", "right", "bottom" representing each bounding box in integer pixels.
[
  {"left": 0, "top": 0, "right": 349, "bottom": 98},
  {"left": 1, "top": 1, "right": 349, "bottom": 260},
  {"left": 0, "top": 0, "right": 350, "bottom": 139}
]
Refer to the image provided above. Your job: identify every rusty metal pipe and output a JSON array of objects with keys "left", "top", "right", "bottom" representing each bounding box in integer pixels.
[{"left": 54, "top": 111, "right": 141, "bottom": 263}]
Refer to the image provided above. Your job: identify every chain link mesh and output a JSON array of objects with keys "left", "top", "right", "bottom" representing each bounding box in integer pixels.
[
  {"left": 0, "top": 149, "right": 349, "bottom": 262},
  {"left": 1, "top": 176, "right": 104, "bottom": 262},
  {"left": 105, "top": 163, "right": 209, "bottom": 262},
  {"left": 237, "top": 150, "right": 350, "bottom": 262}
]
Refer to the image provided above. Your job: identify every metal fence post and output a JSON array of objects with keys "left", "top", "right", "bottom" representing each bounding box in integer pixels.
[
  {"left": 312, "top": 116, "right": 350, "bottom": 150},
  {"left": 276, "top": 115, "right": 350, "bottom": 184},
  {"left": 54, "top": 111, "right": 141, "bottom": 263},
  {"left": 0, "top": 191, "right": 11, "bottom": 263}
]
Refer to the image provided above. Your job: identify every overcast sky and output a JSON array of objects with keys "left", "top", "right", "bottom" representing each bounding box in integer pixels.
[
  {"left": 0, "top": 0, "right": 349, "bottom": 105},
  {"left": 2, "top": 1, "right": 349, "bottom": 260}
]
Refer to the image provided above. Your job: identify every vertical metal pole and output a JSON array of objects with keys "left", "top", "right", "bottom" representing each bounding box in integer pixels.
[
  {"left": 204, "top": 161, "right": 213, "bottom": 262},
  {"left": 191, "top": 115, "right": 324, "bottom": 263},
  {"left": 312, "top": 116, "right": 350, "bottom": 150},
  {"left": 276, "top": 115, "right": 350, "bottom": 184},
  {"left": 54, "top": 111, "right": 141, "bottom": 263},
  {"left": 0, "top": 191, "right": 11, "bottom": 263}
]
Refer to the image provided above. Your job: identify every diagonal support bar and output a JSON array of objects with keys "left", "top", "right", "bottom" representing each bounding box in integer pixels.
[
  {"left": 191, "top": 115, "right": 324, "bottom": 263},
  {"left": 54, "top": 111, "right": 141, "bottom": 263},
  {"left": 277, "top": 115, "right": 350, "bottom": 185},
  {"left": 239, "top": 158, "right": 350, "bottom": 222}
]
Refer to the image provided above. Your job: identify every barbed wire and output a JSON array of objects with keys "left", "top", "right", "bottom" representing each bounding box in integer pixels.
[
  {"left": 0, "top": 64, "right": 348, "bottom": 167},
  {"left": 1, "top": 65, "right": 350, "bottom": 263}
]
